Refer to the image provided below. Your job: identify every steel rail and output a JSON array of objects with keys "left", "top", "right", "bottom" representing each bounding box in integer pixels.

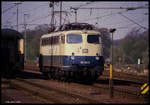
[
  {"left": 10, "top": 78, "right": 109, "bottom": 104},
  {"left": 23, "top": 65, "right": 148, "bottom": 98}
]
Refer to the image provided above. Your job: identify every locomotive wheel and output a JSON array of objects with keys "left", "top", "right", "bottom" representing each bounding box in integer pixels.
[
  {"left": 47, "top": 73, "right": 52, "bottom": 79},
  {"left": 60, "top": 76, "right": 65, "bottom": 82},
  {"left": 63, "top": 76, "right": 68, "bottom": 82},
  {"left": 43, "top": 72, "right": 51, "bottom": 79},
  {"left": 91, "top": 74, "right": 99, "bottom": 81}
]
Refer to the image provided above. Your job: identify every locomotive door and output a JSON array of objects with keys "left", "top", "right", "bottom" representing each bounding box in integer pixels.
[
  {"left": 82, "top": 34, "right": 87, "bottom": 61},
  {"left": 59, "top": 35, "right": 65, "bottom": 67},
  {"left": 50, "top": 37, "right": 53, "bottom": 67},
  {"left": 59, "top": 36, "right": 61, "bottom": 67}
]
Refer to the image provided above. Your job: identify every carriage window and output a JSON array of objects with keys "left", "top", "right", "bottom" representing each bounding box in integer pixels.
[
  {"left": 67, "top": 34, "right": 82, "bottom": 43},
  {"left": 87, "top": 35, "right": 100, "bottom": 44},
  {"left": 18, "top": 39, "right": 24, "bottom": 53}
]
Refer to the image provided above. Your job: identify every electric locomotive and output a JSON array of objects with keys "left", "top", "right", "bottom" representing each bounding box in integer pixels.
[
  {"left": 39, "top": 23, "right": 104, "bottom": 81},
  {"left": 1, "top": 29, "right": 24, "bottom": 78}
]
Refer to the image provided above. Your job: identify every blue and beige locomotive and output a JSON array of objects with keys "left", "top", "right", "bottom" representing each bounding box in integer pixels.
[{"left": 39, "top": 23, "right": 104, "bottom": 81}]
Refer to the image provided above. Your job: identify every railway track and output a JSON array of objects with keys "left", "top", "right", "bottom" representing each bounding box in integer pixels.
[
  {"left": 24, "top": 64, "right": 148, "bottom": 84},
  {"left": 93, "top": 81, "right": 140, "bottom": 97},
  {"left": 9, "top": 78, "right": 108, "bottom": 104},
  {"left": 3, "top": 68, "right": 148, "bottom": 104},
  {"left": 10, "top": 75, "right": 148, "bottom": 104},
  {"left": 17, "top": 64, "right": 146, "bottom": 103},
  {"left": 68, "top": 77, "right": 145, "bottom": 99},
  {"left": 24, "top": 64, "right": 148, "bottom": 96},
  {"left": 102, "top": 70, "right": 148, "bottom": 84}
]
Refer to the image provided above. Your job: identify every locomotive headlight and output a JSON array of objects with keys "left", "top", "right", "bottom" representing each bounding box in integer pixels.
[
  {"left": 80, "top": 61, "right": 90, "bottom": 64},
  {"left": 80, "top": 61, "right": 84, "bottom": 64},
  {"left": 71, "top": 56, "right": 75, "bottom": 60},
  {"left": 71, "top": 52, "right": 75, "bottom": 60},
  {"left": 95, "top": 56, "right": 99, "bottom": 60},
  {"left": 82, "top": 49, "right": 88, "bottom": 53},
  {"left": 96, "top": 53, "right": 99, "bottom": 60}
]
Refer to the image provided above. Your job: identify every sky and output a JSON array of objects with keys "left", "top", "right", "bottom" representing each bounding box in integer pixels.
[{"left": 1, "top": 1, "right": 149, "bottom": 40}]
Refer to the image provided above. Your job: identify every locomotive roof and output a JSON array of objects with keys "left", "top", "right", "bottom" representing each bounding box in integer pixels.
[
  {"left": 55, "top": 22, "right": 96, "bottom": 32},
  {"left": 2, "top": 28, "right": 24, "bottom": 39},
  {"left": 41, "top": 22, "right": 100, "bottom": 39},
  {"left": 41, "top": 30, "right": 100, "bottom": 39}
]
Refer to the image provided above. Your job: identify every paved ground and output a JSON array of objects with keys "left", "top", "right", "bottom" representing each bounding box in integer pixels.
[
  {"left": 1, "top": 81, "right": 42, "bottom": 104},
  {"left": 2, "top": 88, "right": 42, "bottom": 104}
]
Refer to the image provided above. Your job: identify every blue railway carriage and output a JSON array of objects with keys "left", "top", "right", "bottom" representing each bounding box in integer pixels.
[
  {"left": 1, "top": 29, "right": 24, "bottom": 78},
  {"left": 39, "top": 23, "right": 104, "bottom": 81}
]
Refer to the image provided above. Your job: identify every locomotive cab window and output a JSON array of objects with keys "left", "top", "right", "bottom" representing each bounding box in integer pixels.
[
  {"left": 87, "top": 35, "right": 100, "bottom": 44},
  {"left": 67, "top": 34, "right": 82, "bottom": 43}
]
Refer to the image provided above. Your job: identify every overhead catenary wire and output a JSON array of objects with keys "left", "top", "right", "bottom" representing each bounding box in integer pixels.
[
  {"left": 102, "top": 11, "right": 147, "bottom": 28},
  {"left": 71, "top": 6, "right": 148, "bottom": 10},
  {"left": 79, "top": 9, "right": 127, "bottom": 22},
  {"left": 28, "top": 13, "right": 51, "bottom": 23},
  {"left": 114, "top": 18, "right": 147, "bottom": 29},
  {"left": 2, "top": 12, "right": 16, "bottom": 25},
  {"left": 3, "top": 23, "right": 49, "bottom": 29},
  {"left": 69, "top": 2, "right": 95, "bottom": 23},
  {"left": 71, "top": 4, "right": 148, "bottom": 23},
  {"left": 119, "top": 13, "right": 147, "bottom": 30},
  {"left": 53, "top": 11, "right": 70, "bottom": 25},
  {"left": 79, "top": 7, "right": 148, "bottom": 30},
  {"left": 70, "top": 6, "right": 129, "bottom": 23},
  {"left": 2, "top": 2, "right": 13, "bottom": 10},
  {"left": 2, "top": 2, "right": 50, "bottom": 26},
  {"left": 2, "top": 2, "right": 57, "bottom": 30},
  {"left": 2, "top": 3, "right": 18, "bottom": 14},
  {"left": 76, "top": 1, "right": 94, "bottom": 9},
  {"left": 2, "top": 2, "right": 148, "bottom": 32},
  {"left": 20, "top": 4, "right": 48, "bottom": 14}
]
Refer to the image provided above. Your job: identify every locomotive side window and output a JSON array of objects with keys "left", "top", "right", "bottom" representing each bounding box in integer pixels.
[
  {"left": 41, "top": 36, "right": 60, "bottom": 45},
  {"left": 42, "top": 39, "right": 44, "bottom": 45},
  {"left": 54, "top": 36, "right": 58, "bottom": 45},
  {"left": 67, "top": 34, "right": 82, "bottom": 43},
  {"left": 47, "top": 38, "right": 49, "bottom": 45},
  {"left": 52, "top": 36, "right": 56, "bottom": 45},
  {"left": 42, "top": 38, "right": 46, "bottom": 46},
  {"left": 45, "top": 38, "right": 47, "bottom": 45},
  {"left": 53, "top": 37, "right": 55, "bottom": 45},
  {"left": 61, "top": 35, "right": 65, "bottom": 44},
  {"left": 44, "top": 39, "right": 46, "bottom": 45},
  {"left": 49, "top": 37, "right": 51, "bottom": 45},
  {"left": 56, "top": 36, "right": 59, "bottom": 44},
  {"left": 87, "top": 35, "right": 100, "bottom": 44},
  {"left": 48, "top": 38, "right": 50, "bottom": 45}
]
